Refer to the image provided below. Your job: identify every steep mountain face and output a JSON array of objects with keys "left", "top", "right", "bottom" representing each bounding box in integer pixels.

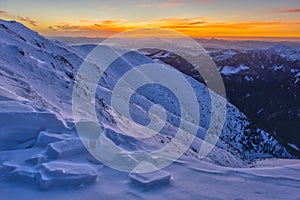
[
  {"left": 0, "top": 19, "right": 295, "bottom": 190},
  {"left": 144, "top": 45, "right": 300, "bottom": 156},
  {"left": 0, "top": 20, "right": 83, "bottom": 118},
  {"left": 215, "top": 46, "right": 300, "bottom": 155}
]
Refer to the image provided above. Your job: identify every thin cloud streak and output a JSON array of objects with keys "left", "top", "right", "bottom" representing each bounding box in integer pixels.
[
  {"left": 272, "top": 8, "right": 300, "bottom": 13},
  {"left": 0, "top": 10, "right": 37, "bottom": 27},
  {"left": 17, "top": 16, "right": 37, "bottom": 26},
  {"left": 0, "top": 10, "right": 7, "bottom": 15}
]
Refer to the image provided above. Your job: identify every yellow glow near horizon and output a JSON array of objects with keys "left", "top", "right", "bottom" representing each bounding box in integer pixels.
[
  {"left": 34, "top": 18, "right": 300, "bottom": 40},
  {"left": 0, "top": 0, "right": 299, "bottom": 40}
]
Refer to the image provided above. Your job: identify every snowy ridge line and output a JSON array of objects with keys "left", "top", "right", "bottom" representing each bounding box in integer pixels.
[
  {"left": 0, "top": 20, "right": 298, "bottom": 197},
  {"left": 0, "top": 19, "right": 294, "bottom": 160},
  {"left": 0, "top": 21, "right": 299, "bottom": 195}
]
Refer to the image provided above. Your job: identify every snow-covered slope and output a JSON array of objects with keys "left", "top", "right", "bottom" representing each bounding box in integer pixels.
[
  {"left": 0, "top": 20, "right": 83, "bottom": 118},
  {"left": 143, "top": 45, "right": 300, "bottom": 156},
  {"left": 0, "top": 20, "right": 299, "bottom": 199}
]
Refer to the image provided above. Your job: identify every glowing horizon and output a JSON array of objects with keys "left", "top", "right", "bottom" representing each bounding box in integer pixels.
[{"left": 0, "top": 0, "right": 299, "bottom": 40}]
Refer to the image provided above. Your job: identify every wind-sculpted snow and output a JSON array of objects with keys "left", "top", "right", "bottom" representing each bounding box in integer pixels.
[
  {"left": 129, "top": 169, "right": 171, "bottom": 190},
  {"left": 37, "top": 161, "right": 98, "bottom": 190},
  {"left": 0, "top": 101, "right": 67, "bottom": 151},
  {"left": 0, "top": 20, "right": 298, "bottom": 199},
  {"left": 0, "top": 19, "right": 292, "bottom": 161}
]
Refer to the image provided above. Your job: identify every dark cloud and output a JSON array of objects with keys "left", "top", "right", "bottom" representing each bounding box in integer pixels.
[{"left": 48, "top": 26, "right": 57, "bottom": 31}]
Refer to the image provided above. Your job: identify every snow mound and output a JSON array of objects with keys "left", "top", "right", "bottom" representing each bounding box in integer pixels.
[
  {"left": 45, "top": 138, "right": 86, "bottom": 159},
  {"left": 36, "top": 131, "right": 69, "bottom": 146},
  {"left": 8, "top": 167, "right": 37, "bottom": 182},
  {"left": 129, "top": 170, "right": 171, "bottom": 189},
  {"left": 37, "top": 161, "right": 97, "bottom": 190},
  {"left": 0, "top": 101, "right": 67, "bottom": 151}
]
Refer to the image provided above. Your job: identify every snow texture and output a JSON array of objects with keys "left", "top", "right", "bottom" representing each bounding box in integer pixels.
[{"left": 0, "top": 19, "right": 299, "bottom": 199}]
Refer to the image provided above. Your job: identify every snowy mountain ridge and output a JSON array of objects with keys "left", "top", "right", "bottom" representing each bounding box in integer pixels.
[
  {"left": 143, "top": 45, "right": 300, "bottom": 155},
  {"left": 0, "top": 20, "right": 298, "bottom": 197}
]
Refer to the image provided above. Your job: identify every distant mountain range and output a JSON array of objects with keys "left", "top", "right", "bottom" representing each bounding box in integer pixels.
[
  {"left": 50, "top": 36, "right": 300, "bottom": 50},
  {"left": 141, "top": 44, "right": 300, "bottom": 156}
]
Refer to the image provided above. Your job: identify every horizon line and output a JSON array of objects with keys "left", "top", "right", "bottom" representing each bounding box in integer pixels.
[{"left": 46, "top": 35, "right": 300, "bottom": 42}]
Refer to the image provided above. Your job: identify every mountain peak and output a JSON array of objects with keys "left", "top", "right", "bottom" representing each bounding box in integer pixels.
[
  {"left": 0, "top": 19, "right": 41, "bottom": 46},
  {"left": 268, "top": 43, "right": 296, "bottom": 52}
]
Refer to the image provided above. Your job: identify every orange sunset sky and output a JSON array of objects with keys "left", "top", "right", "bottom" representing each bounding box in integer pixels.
[{"left": 0, "top": 0, "right": 299, "bottom": 40}]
